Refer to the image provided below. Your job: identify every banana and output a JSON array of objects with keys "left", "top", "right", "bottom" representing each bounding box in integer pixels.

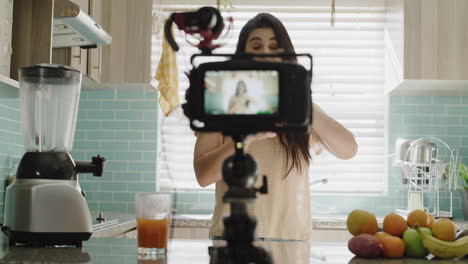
[{"left": 415, "top": 226, "right": 468, "bottom": 259}]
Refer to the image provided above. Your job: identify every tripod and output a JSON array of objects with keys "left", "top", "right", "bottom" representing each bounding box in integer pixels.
[{"left": 208, "top": 134, "right": 273, "bottom": 264}]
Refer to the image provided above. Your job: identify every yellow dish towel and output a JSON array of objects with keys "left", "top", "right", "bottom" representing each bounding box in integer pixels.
[{"left": 155, "top": 28, "right": 179, "bottom": 116}]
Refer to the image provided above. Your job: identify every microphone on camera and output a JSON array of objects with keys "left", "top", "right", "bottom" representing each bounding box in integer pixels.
[{"left": 164, "top": 6, "right": 226, "bottom": 53}]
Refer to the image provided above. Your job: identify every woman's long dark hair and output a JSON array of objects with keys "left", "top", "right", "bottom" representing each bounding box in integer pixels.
[
  {"left": 235, "top": 80, "right": 247, "bottom": 96},
  {"left": 235, "top": 13, "right": 312, "bottom": 176}
]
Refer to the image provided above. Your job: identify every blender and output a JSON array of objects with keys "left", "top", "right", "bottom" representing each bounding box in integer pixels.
[{"left": 2, "top": 64, "right": 105, "bottom": 247}]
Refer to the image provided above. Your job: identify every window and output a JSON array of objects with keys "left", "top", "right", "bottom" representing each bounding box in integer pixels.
[{"left": 153, "top": 0, "right": 386, "bottom": 194}]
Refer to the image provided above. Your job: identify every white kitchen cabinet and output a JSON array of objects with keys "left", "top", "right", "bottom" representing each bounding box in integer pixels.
[
  {"left": 385, "top": 0, "right": 468, "bottom": 95},
  {"left": 88, "top": 0, "right": 153, "bottom": 84}
]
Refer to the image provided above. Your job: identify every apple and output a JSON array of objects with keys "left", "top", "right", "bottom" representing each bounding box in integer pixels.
[
  {"left": 402, "top": 227, "right": 432, "bottom": 258},
  {"left": 348, "top": 234, "right": 383, "bottom": 258}
]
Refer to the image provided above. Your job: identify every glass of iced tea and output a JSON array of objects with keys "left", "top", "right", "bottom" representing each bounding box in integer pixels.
[{"left": 136, "top": 193, "right": 171, "bottom": 256}]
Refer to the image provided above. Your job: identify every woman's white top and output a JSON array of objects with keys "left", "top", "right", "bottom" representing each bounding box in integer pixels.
[{"left": 209, "top": 136, "right": 312, "bottom": 240}]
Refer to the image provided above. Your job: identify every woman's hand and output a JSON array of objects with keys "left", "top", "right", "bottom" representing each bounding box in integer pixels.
[{"left": 193, "top": 131, "right": 276, "bottom": 187}]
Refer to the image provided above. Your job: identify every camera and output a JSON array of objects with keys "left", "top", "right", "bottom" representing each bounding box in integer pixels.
[{"left": 182, "top": 53, "right": 313, "bottom": 135}]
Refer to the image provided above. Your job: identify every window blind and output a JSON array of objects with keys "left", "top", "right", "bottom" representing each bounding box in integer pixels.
[{"left": 153, "top": 0, "right": 386, "bottom": 194}]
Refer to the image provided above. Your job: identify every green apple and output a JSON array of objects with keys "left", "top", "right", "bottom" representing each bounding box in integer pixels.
[{"left": 402, "top": 227, "right": 432, "bottom": 258}]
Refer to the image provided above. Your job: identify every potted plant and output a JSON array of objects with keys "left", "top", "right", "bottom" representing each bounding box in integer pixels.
[{"left": 458, "top": 163, "right": 468, "bottom": 220}]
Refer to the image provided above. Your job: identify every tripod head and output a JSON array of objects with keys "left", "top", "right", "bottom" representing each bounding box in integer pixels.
[
  {"left": 222, "top": 134, "right": 268, "bottom": 202},
  {"left": 209, "top": 134, "right": 273, "bottom": 264}
]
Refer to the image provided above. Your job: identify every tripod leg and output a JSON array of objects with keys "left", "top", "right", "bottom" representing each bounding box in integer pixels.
[
  {"left": 209, "top": 245, "right": 273, "bottom": 264},
  {"left": 249, "top": 245, "right": 273, "bottom": 264}
]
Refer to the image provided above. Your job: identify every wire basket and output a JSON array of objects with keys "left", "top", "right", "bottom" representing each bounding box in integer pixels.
[{"left": 393, "top": 137, "right": 459, "bottom": 218}]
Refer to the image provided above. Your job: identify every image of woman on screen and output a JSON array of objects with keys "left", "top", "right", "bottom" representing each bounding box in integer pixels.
[{"left": 227, "top": 80, "right": 257, "bottom": 114}]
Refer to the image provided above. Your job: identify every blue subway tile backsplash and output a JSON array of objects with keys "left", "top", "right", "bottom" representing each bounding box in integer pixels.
[
  {"left": 307, "top": 95, "right": 467, "bottom": 218},
  {"left": 72, "top": 89, "right": 159, "bottom": 214},
  {"left": 384, "top": 96, "right": 467, "bottom": 219},
  {"left": 0, "top": 98, "right": 23, "bottom": 223},
  {"left": 1, "top": 89, "right": 467, "bottom": 220}
]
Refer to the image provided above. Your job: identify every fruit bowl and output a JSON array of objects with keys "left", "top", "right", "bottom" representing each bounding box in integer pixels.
[{"left": 346, "top": 209, "right": 468, "bottom": 260}]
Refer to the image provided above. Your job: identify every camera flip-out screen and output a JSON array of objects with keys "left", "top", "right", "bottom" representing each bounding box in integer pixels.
[
  {"left": 183, "top": 54, "right": 313, "bottom": 134},
  {"left": 204, "top": 70, "right": 279, "bottom": 115}
]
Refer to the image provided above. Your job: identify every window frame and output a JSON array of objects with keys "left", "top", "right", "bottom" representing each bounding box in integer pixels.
[{"left": 154, "top": 0, "right": 388, "bottom": 196}]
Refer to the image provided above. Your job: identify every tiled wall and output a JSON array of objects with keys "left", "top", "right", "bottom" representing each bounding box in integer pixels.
[
  {"left": 1, "top": 91, "right": 466, "bottom": 220},
  {"left": 386, "top": 96, "right": 467, "bottom": 219},
  {"left": 0, "top": 98, "right": 23, "bottom": 223},
  {"left": 74, "top": 92, "right": 467, "bottom": 219},
  {"left": 0, "top": 87, "right": 213, "bottom": 221},
  {"left": 73, "top": 89, "right": 215, "bottom": 215},
  {"left": 72, "top": 89, "right": 159, "bottom": 214},
  {"left": 173, "top": 95, "right": 467, "bottom": 218},
  {"left": 309, "top": 96, "right": 466, "bottom": 219}
]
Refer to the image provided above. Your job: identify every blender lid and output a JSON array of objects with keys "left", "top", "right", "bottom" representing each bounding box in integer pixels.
[{"left": 20, "top": 64, "right": 81, "bottom": 82}]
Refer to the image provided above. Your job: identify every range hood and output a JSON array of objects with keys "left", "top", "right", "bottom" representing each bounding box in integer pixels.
[{"left": 53, "top": 0, "right": 111, "bottom": 48}]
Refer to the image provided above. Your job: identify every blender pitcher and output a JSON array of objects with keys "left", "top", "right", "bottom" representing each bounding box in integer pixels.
[{"left": 20, "top": 64, "right": 81, "bottom": 152}]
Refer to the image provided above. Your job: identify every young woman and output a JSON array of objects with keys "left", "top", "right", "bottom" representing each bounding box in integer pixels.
[
  {"left": 228, "top": 80, "right": 256, "bottom": 114},
  {"left": 194, "top": 13, "right": 358, "bottom": 240}
]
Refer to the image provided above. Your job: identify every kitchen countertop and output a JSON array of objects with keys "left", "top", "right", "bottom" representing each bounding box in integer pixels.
[
  {"left": 1, "top": 236, "right": 467, "bottom": 263},
  {"left": 91, "top": 212, "right": 213, "bottom": 238},
  {"left": 91, "top": 211, "right": 468, "bottom": 238}
]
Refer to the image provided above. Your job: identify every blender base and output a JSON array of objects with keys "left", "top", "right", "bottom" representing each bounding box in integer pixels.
[{"left": 2, "top": 227, "right": 91, "bottom": 247}]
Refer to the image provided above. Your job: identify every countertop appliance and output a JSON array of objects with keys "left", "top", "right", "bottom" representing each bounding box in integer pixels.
[{"left": 2, "top": 64, "right": 105, "bottom": 247}]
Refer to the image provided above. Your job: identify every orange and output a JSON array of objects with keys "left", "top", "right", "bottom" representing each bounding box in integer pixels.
[
  {"left": 431, "top": 218, "right": 456, "bottom": 242},
  {"left": 427, "top": 214, "right": 435, "bottom": 230},
  {"left": 407, "top": 209, "right": 429, "bottom": 228},
  {"left": 346, "top": 209, "right": 378, "bottom": 236},
  {"left": 383, "top": 213, "right": 408, "bottom": 237},
  {"left": 379, "top": 235, "right": 406, "bottom": 258},
  {"left": 374, "top": 231, "right": 391, "bottom": 242}
]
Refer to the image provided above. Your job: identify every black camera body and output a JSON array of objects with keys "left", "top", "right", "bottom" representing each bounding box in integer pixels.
[{"left": 182, "top": 54, "right": 313, "bottom": 135}]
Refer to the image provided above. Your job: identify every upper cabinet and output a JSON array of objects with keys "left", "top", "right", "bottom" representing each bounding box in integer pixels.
[
  {"left": 87, "top": 0, "right": 153, "bottom": 84},
  {"left": 6, "top": 0, "right": 153, "bottom": 91},
  {"left": 385, "top": 0, "right": 468, "bottom": 95}
]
